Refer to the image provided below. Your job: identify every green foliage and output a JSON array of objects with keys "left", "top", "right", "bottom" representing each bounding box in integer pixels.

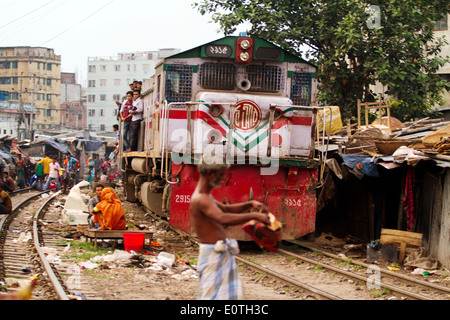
[{"left": 195, "top": 0, "right": 450, "bottom": 121}]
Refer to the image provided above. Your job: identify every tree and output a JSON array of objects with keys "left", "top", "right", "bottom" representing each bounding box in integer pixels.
[{"left": 195, "top": 0, "right": 450, "bottom": 121}]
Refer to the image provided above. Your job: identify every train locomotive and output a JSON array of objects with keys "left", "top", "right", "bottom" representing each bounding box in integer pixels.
[{"left": 121, "top": 35, "right": 330, "bottom": 241}]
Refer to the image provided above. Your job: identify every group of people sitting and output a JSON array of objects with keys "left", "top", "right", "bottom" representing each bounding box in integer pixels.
[{"left": 87, "top": 184, "right": 127, "bottom": 231}]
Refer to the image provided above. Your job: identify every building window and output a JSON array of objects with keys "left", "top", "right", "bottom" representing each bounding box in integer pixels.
[
  {"left": 100, "top": 95, "right": 106, "bottom": 101},
  {"left": 47, "top": 63, "right": 52, "bottom": 71},
  {"left": 0, "top": 77, "right": 11, "bottom": 84},
  {"left": 88, "top": 95, "right": 96, "bottom": 102},
  {"left": 88, "top": 80, "right": 96, "bottom": 88},
  {"left": 115, "top": 65, "right": 121, "bottom": 71},
  {"left": 47, "top": 79, "right": 52, "bottom": 86},
  {"left": 89, "top": 65, "right": 96, "bottom": 73},
  {"left": 100, "top": 79, "right": 107, "bottom": 86},
  {"left": 88, "top": 109, "right": 96, "bottom": 117},
  {"left": 47, "top": 94, "right": 52, "bottom": 101},
  {"left": 0, "top": 90, "right": 8, "bottom": 101},
  {"left": 435, "top": 15, "right": 448, "bottom": 31},
  {"left": 12, "top": 77, "right": 18, "bottom": 85},
  {"left": 114, "top": 79, "right": 121, "bottom": 86},
  {"left": 100, "top": 65, "right": 107, "bottom": 72},
  {"left": 0, "top": 62, "right": 10, "bottom": 69},
  {"left": 100, "top": 124, "right": 105, "bottom": 131}
]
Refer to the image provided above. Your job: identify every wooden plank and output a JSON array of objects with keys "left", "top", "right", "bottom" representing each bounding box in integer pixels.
[
  {"left": 84, "top": 229, "right": 153, "bottom": 249},
  {"left": 381, "top": 228, "right": 423, "bottom": 264},
  {"left": 381, "top": 228, "right": 423, "bottom": 243},
  {"left": 84, "top": 229, "right": 153, "bottom": 239}
]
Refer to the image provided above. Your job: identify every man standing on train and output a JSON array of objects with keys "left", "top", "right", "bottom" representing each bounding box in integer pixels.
[{"left": 128, "top": 89, "right": 143, "bottom": 152}]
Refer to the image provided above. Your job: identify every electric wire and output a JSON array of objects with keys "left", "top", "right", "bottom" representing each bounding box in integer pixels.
[
  {"left": 0, "top": 0, "right": 71, "bottom": 42},
  {"left": 0, "top": 0, "right": 56, "bottom": 31},
  {"left": 0, "top": 0, "right": 23, "bottom": 11},
  {"left": 39, "top": 0, "right": 116, "bottom": 46}
]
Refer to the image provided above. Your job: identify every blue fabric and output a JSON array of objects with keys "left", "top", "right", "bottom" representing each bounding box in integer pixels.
[
  {"left": 84, "top": 141, "right": 103, "bottom": 151},
  {"left": 36, "top": 137, "right": 73, "bottom": 155},
  {"left": 341, "top": 154, "right": 381, "bottom": 177},
  {"left": 0, "top": 149, "right": 13, "bottom": 163}
]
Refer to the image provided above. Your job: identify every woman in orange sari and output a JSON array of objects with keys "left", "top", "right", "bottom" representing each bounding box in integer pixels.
[{"left": 93, "top": 188, "right": 127, "bottom": 230}]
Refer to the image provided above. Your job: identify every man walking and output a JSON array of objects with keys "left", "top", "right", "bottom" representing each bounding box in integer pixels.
[
  {"left": 189, "top": 159, "right": 270, "bottom": 300},
  {"left": 43, "top": 158, "right": 61, "bottom": 191}
]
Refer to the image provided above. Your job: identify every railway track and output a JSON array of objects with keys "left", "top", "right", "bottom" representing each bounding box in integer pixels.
[
  {"left": 236, "top": 240, "right": 450, "bottom": 300},
  {"left": 0, "top": 190, "right": 102, "bottom": 300},
  {"left": 2, "top": 188, "right": 449, "bottom": 301}
]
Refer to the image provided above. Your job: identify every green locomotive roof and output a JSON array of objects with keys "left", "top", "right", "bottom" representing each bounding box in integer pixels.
[{"left": 166, "top": 36, "right": 316, "bottom": 68}]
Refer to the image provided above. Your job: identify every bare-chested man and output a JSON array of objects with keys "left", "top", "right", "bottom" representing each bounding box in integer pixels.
[{"left": 190, "top": 160, "right": 270, "bottom": 300}]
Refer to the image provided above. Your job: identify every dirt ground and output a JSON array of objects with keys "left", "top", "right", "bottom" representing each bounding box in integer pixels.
[
  {"left": 70, "top": 187, "right": 298, "bottom": 300},
  {"left": 60, "top": 186, "right": 449, "bottom": 301}
]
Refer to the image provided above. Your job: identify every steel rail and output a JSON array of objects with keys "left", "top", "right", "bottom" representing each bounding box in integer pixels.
[
  {"left": 278, "top": 247, "right": 435, "bottom": 300},
  {"left": 1, "top": 190, "right": 50, "bottom": 294},
  {"left": 235, "top": 255, "right": 344, "bottom": 300},
  {"left": 287, "top": 240, "right": 450, "bottom": 296},
  {"left": 32, "top": 191, "right": 70, "bottom": 300},
  {"left": 0, "top": 190, "right": 49, "bottom": 230}
]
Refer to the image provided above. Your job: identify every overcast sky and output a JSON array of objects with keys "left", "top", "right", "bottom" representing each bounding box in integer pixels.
[{"left": 0, "top": 0, "right": 233, "bottom": 83}]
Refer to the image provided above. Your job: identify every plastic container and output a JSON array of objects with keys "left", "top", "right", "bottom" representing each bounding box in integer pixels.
[{"left": 122, "top": 233, "right": 145, "bottom": 253}]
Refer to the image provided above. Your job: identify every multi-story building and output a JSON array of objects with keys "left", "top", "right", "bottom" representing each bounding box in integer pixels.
[
  {"left": 0, "top": 46, "right": 61, "bottom": 138},
  {"left": 60, "top": 72, "right": 86, "bottom": 130},
  {"left": 86, "top": 49, "right": 179, "bottom": 133}
]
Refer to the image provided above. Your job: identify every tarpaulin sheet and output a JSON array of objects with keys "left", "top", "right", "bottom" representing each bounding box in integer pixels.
[
  {"left": 0, "top": 149, "right": 13, "bottom": 163},
  {"left": 36, "top": 137, "right": 73, "bottom": 155},
  {"left": 84, "top": 140, "right": 103, "bottom": 151},
  {"left": 341, "top": 154, "right": 381, "bottom": 177}
]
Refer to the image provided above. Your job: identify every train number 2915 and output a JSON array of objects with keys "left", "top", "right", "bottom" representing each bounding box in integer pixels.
[
  {"left": 175, "top": 195, "right": 191, "bottom": 203},
  {"left": 285, "top": 198, "right": 302, "bottom": 207}
]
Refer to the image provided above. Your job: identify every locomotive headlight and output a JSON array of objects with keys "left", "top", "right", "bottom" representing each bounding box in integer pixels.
[
  {"left": 210, "top": 104, "right": 223, "bottom": 117},
  {"left": 240, "top": 39, "right": 251, "bottom": 50},
  {"left": 236, "top": 37, "right": 253, "bottom": 63},
  {"left": 239, "top": 52, "right": 250, "bottom": 62}
]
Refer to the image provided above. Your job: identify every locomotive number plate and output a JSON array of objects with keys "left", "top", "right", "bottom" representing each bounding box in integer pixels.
[{"left": 205, "top": 45, "right": 232, "bottom": 58}]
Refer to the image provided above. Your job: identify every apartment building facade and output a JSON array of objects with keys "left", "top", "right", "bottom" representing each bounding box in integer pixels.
[
  {"left": 60, "top": 72, "right": 86, "bottom": 130},
  {"left": 86, "top": 49, "right": 179, "bottom": 133},
  {"left": 0, "top": 47, "right": 61, "bottom": 138}
]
